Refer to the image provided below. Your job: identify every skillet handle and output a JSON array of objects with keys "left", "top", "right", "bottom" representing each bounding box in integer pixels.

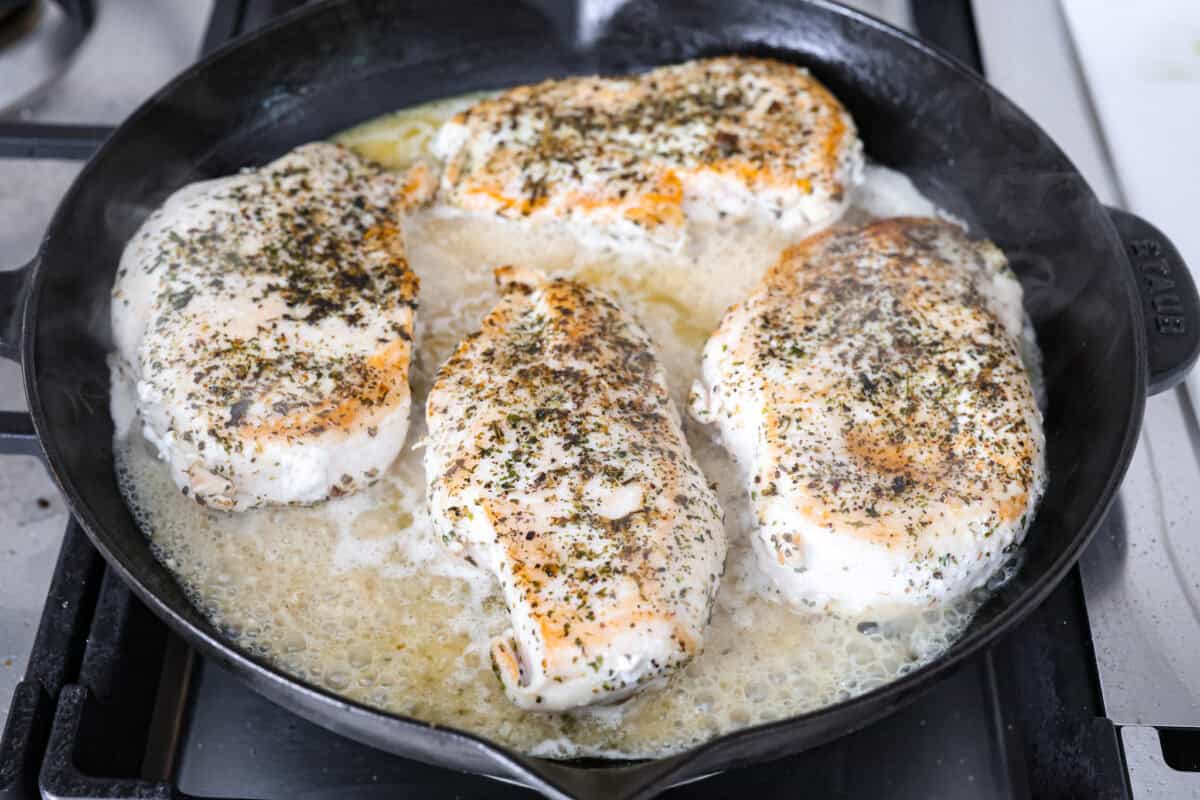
[
  {"left": 0, "top": 259, "right": 41, "bottom": 458},
  {"left": 1, "top": 258, "right": 32, "bottom": 362},
  {"left": 1108, "top": 207, "right": 1200, "bottom": 395}
]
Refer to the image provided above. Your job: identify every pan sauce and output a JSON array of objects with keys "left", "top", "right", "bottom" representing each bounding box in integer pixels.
[{"left": 112, "top": 92, "right": 1036, "bottom": 759}]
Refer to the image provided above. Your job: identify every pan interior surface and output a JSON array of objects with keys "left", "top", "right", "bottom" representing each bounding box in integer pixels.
[{"left": 24, "top": 0, "right": 1141, "bottom": 789}]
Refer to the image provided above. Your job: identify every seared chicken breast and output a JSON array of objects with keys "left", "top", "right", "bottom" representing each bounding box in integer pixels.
[
  {"left": 112, "top": 143, "right": 420, "bottom": 511},
  {"left": 425, "top": 268, "right": 725, "bottom": 710},
  {"left": 690, "top": 218, "right": 1045, "bottom": 615},
  {"left": 431, "top": 56, "right": 863, "bottom": 251}
]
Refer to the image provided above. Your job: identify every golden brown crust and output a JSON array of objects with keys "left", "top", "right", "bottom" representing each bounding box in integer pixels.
[
  {"left": 699, "top": 218, "right": 1043, "bottom": 591},
  {"left": 435, "top": 56, "right": 859, "bottom": 236},
  {"left": 426, "top": 270, "right": 725, "bottom": 703},
  {"left": 124, "top": 143, "right": 419, "bottom": 457}
]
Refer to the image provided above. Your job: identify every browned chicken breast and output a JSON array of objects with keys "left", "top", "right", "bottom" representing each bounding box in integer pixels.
[
  {"left": 112, "top": 143, "right": 420, "bottom": 511},
  {"left": 431, "top": 56, "right": 863, "bottom": 251},
  {"left": 425, "top": 267, "right": 726, "bottom": 710},
  {"left": 690, "top": 218, "right": 1046, "bottom": 615}
]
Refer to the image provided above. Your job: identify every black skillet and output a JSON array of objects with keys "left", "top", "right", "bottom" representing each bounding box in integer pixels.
[{"left": 2, "top": 1, "right": 1198, "bottom": 798}]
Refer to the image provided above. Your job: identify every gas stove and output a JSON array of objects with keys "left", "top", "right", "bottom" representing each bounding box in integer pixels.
[{"left": 1, "top": 2, "right": 1198, "bottom": 798}]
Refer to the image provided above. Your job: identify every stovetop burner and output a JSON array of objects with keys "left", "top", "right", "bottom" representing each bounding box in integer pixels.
[{"left": 0, "top": 1, "right": 90, "bottom": 114}]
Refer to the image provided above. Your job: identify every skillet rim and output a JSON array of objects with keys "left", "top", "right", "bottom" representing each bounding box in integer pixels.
[{"left": 18, "top": 0, "right": 1149, "bottom": 789}]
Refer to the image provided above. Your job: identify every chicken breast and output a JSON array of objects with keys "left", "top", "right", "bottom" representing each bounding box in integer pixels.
[
  {"left": 111, "top": 143, "right": 420, "bottom": 511},
  {"left": 690, "top": 218, "right": 1045, "bottom": 615},
  {"left": 431, "top": 56, "right": 863, "bottom": 252},
  {"left": 425, "top": 267, "right": 725, "bottom": 710}
]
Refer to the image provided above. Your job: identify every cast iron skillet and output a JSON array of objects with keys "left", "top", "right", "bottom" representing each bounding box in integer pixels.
[{"left": 2, "top": 1, "right": 1199, "bottom": 797}]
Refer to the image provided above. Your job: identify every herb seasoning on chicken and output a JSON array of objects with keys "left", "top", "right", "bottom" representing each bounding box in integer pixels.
[
  {"left": 431, "top": 56, "right": 863, "bottom": 251},
  {"left": 690, "top": 218, "right": 1046, "bottom": 615},
  {"left": 111, "top": 79, "right": 1048, "bottom": 756},
  {"left": 425, "top": 267, "right": 726, "bottom": 710},
  {"left": 111, "top": 143, "right": 422, "bottom": 511}
]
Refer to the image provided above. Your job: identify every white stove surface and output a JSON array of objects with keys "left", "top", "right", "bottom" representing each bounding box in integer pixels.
[{"left": 0, "top": 5, "right": 1196, "bottom": 794}]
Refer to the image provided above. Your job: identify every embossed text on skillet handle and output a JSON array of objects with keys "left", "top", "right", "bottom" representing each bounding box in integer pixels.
[{"left": 1107, "top": 207, "right": 1200, "bottom": 395}]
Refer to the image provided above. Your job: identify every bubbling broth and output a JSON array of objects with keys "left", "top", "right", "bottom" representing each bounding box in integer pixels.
[{"left": 112, "top": 93, "right": 1024, "bottom": 759}]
